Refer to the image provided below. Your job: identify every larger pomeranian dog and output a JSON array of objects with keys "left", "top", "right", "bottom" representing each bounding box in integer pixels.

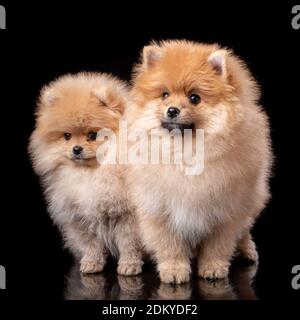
[
  {"left": 29, "top": 73, "right": 143, "bottom": 275},
  {"left": 127, "top": 40, "right": 272, "bottom": 284}
]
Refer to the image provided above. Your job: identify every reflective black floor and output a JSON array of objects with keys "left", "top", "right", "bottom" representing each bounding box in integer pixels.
[{"left": 64, "top": 259, "right": 258, "bottom": 300}]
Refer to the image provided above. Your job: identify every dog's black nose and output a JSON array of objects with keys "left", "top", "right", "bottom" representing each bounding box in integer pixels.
[
  {"left": 73, "top": 145, "right": 83, "bottom": 155},
  {"left": 167, "top": 107, "right": 180, "bottom": 119}
]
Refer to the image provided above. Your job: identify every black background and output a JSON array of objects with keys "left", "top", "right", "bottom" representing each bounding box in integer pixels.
[{"left": 0, "top": 0, "right": 299, "bottom": 317}]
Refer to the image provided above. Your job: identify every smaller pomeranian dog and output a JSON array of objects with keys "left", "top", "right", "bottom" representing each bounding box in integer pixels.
[
  {"left": 29, "top": 73, "right": 143, "bottom": 275},
  {"left": 127, "top": 40, "right": 272, "bottom": 284}
]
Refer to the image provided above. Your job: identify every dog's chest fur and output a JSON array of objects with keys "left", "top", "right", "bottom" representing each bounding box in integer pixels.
[
  {"left": 44, "top": 165, "right": 128, "bottom": 227},
  {"left": 131, "top": 161, "right": 249, "bottom": 245}
]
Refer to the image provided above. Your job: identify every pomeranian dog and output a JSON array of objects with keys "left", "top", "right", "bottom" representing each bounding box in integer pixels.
[
  {"left": 127, "top": 40, "right": 272, "bottom": 283},
  {"left": 29, "top": 73, "right": 143, "bottom": 275}
]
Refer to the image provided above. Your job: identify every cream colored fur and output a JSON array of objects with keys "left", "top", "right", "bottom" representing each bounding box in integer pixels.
[
  {"left": 29, "top": 73, "right": 143, "bottom": 275},
  {"left": 127, "top": 40, "right": 272, "bottom": 283}
]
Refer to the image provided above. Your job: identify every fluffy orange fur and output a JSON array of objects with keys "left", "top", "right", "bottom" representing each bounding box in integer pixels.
[
  {"left": 127, "top": 40, "right": 273, "bottom": 283},
  {"left": 29, "top": 73, "right": 143, "bottom": 276},
  {"left": 31, "top": 73, "right": 127, "bottom": 171}
]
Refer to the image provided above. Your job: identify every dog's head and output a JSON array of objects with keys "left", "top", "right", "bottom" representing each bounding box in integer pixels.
[
  {"left": 29, "top": 73, "right": 128, "bottom": 174},
  {"left": 131, "top": 40, "right": 259, "bottom": 136}
]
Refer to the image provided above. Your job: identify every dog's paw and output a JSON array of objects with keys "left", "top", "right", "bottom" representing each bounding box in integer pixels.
[
  {"left": 198, "top": 260, "right": 229, "bottom": 280},
  {"left": 80, "top": 260, "right": 105, "bottom": 274},
  {"left": 158, "top": 262, "right": 191, "bottom": 284},
  {"left": 239, "top": 240, "right": 259, "bottom": 263},
  {"left": 117, "top": 261, "right": 143, "bottom": 276}
]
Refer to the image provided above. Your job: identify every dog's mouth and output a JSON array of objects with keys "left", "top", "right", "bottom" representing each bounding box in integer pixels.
[
  {"left": 161, "top": 122, "right": 195, "bottom": 132},
  {"left": 71, "top": 156, "right": 96, "bottom": 163}
]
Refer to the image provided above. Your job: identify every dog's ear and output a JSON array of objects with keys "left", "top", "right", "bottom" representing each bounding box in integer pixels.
[
  {"left": 208, "top": 49, "right": 228, "bottom": 79},
  {"left": 40, "top": 85, "right": 59, "bottom": 108},
  {"left": 93, "top": 86, "right": 125, "bottom": 115},
  {"left": 143, "top": 45, "right": 163, "bottom": 68}
]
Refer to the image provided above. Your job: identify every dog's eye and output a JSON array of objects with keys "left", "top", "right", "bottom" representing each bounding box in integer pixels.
[
  {"left": 189, "top": 94, "right": 201, "bottom": 105},
  {"left": 162, "top": 91, "right": 170, "bottom": 99},
  {"left": 64, "top": 133, "right": 72, "bottom": 141},
  {"left": 87, "top": 131, "right": 97, "bottom": 141}
]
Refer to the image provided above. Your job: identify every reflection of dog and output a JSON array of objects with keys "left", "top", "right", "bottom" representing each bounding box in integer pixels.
[
  {"left": 29, "top": 73, "right": 143, "bottom": 276},
  {"left": 198, "top": 278, "right": 236, "bottom": 300},
  {"left": 117, "top": 275, "right": 144, "bottom": 300},
  {"left": 230, "top": 263, "right": 258, "bottom": 300},
  {"left": 65, "top": 263, "right": 145, "bottom": 300},
  {"left": 128, "top": 40, "right": 272, "bottom": 284},
  {"left": 65, "top": 261, "right": 257, "bottom": 300},
  {"left": 152, "top": 283, "right": 192, "bottom": 300},
  {"left": 198, "top": 263, "right": 258, "bottom": 300},
  {"left": 65, "top": 263, "right": 108, "bottom": 300}
]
